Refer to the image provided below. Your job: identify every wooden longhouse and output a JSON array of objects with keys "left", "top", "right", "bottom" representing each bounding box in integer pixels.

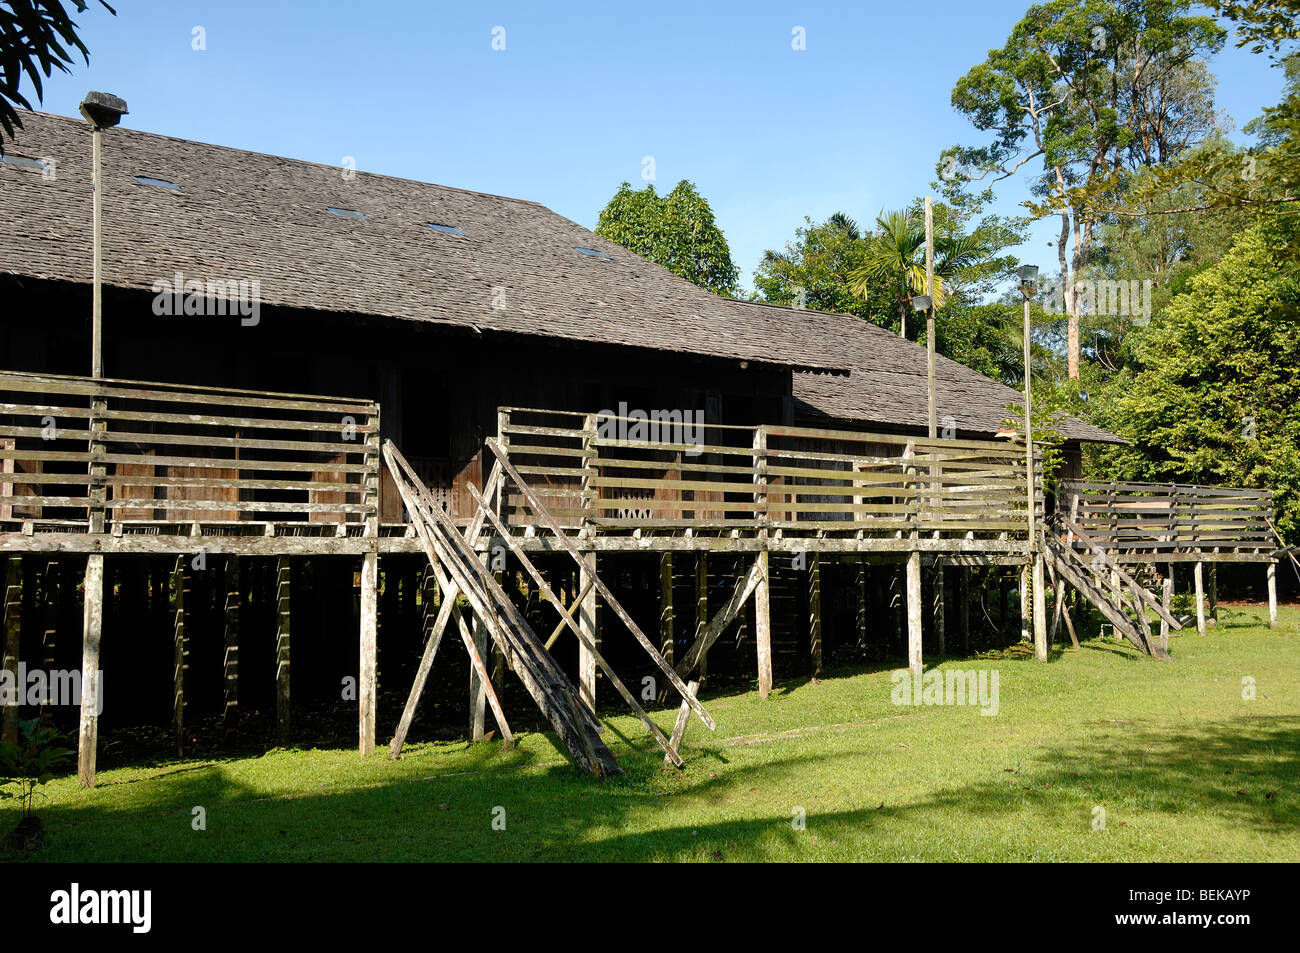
[{"left": 0, "top": 110, "right": 1282, "bottom": 779}]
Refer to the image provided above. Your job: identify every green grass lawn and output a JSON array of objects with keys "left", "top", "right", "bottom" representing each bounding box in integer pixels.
[{"left": 6, "top": 603, "right": 1298, "bottom": 862}]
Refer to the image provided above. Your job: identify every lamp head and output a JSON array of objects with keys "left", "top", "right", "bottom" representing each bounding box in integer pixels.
[
  {"left": 1017, "top": 264, "right": 1039, "bottom": 299},
  {"left": 79, "top": 91, "right": 128, "bottom": 129}
]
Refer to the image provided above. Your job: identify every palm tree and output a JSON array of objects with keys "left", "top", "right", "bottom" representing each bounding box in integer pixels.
[{"left": 848, "top": 209, "right": 989, "bottom": 338}]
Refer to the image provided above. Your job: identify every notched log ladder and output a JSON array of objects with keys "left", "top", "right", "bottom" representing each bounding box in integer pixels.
[
  {"left": 1042, "top": 516, "right": 1180, "bottom": 658},
  {"left": 384, "top": 440, "right": 714, "bottom": 777}
]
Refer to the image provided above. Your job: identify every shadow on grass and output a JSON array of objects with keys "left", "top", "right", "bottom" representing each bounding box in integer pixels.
[{"left": 14, "top": 694, "right": 1296, "bottom": 861}]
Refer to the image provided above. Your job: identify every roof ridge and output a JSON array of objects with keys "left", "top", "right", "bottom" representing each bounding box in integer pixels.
[{"left": 10, "top": 108, "right": 546, "bottom": 208}]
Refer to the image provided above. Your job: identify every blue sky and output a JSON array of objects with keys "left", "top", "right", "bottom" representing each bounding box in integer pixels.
[{"left": 24, "top": 0, "right": 1286, "bottom": 291}]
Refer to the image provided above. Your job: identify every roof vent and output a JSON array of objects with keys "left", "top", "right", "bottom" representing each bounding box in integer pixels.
[
  {"left": 0, "top": 154, "right": 49, "bottom": 172},
  {"left": 134, "top": 175, "right": 180, "bottom": 191},
  {"left": 327, "top": 207, "right": 367, "bottom": 220}
]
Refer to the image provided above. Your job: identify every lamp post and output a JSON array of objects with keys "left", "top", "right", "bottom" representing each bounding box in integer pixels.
[
  {"left": 1018, "top": 264, "right": 1047, "bottom": 662},
  {"left": 1017, "top": 264, "right": 1038, "bottom": 540},
  {"left": 78, "top": 92, "right": 128, "bottom": 379}
]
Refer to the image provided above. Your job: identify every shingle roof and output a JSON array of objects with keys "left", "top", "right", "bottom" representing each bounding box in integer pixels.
[
  {"left": 0, "top": 110, "right": 844, "bottom": 372},
  {"left": 0, "top": 110, "right": 1120, "bottom": 445},
  {"left": 785, "top": 304, "right": 1124, "bottom": 444}
]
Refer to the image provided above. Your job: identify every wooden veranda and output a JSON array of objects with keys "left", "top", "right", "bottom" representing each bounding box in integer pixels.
[{"left": 0, "top": 371, "right": 1282, "bottom": 778}]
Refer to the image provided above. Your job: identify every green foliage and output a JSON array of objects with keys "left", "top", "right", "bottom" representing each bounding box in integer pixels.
[
  {"left": 1095, "top": 218, "right": 1300, "bottom": 540},
  {"left": 0, "top": 717, "right": 75, "bottom": 819},
  {"left": 752, "top": 213, "right": 893, "bottom": 324},
  {"left": 595, "top": 180, "right": 740, "bottom": 295},
  {"left": 1004, "top": 398, "right": 1071, "bottom": 491},
  {"left": 0, "top": 1, "right": 117, "bottom": 150}
]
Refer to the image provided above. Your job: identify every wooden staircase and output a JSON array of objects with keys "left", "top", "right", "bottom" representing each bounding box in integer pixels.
[
  {"left": 383, "top": 442, "right": 622, "bottom": 777},
  {"left": 1042, "top": 516, "right": 1180, "bottom": 658}
]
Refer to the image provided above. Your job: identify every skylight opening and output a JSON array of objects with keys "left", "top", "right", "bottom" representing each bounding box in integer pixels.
[
  {"left": 575, "top": 247, "right": 612, "bottom": 260},
  {"left": 1, "top": 154, "right": 49, "bottom": 172},
  {"left": 327, "top": 207, "right": 367, "bottom": 220},
  {"left": 427, "top": 222, "right": 467, "bottom": 236},
  {"left": 134, "top": 175, "right": 180, "bottom": 191}
]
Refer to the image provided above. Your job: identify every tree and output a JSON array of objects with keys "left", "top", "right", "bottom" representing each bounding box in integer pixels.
[
  {"left": 847, "top": 207, "right": 1004, "bottom": 340},
  {"left": 946, "top": 0, "right": 1225, "bottom": 379},
  {"left": 753, "top": 213, "right": 894, "bottom": 326},
  {"left": 595, "top": 180, "right": 740, "bottom": 295},
  {"left": 0, "top": 0, "right": 116, "bottom": 150},
  {"left": 1094, "top": 218, "right": 1300, "bottom": 539}
]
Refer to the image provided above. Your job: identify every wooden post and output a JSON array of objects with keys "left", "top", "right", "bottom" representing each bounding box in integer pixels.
[
  {"left": 358, "top": 551, "right": 378, "bottom": 755},
  {"left": 172, "top": 556, "right": 187, "bottom": 756},
  {"left": 1159, "top": 566, "right": 1172, "bottom": 653},
  {"left": 659, "top": 552, "right": 674, "bottom": 680},
  {"left": 933, "top": 560, "right": 946, "bottom": 658},
  {"left": 222, "top": 556, "right": 239, "bottom": 733},
  {"left": 694, "top": 552, "right": 708, "bottom": 683},
  {"left": 755, "top": 549, "right": 772, "bottom": 698},
  {"left": 578, "top": 551, "right": 598, "bottom": 713},
  {"left": 275, "top": 556, "right": 291, "bottom": 742},
  {"left": 958, "top": 567, "right": 970, "bottom": 654},
  {"left": 1208, "top": 563, "right": 1218, "bottom": 625},
  {"left": 808, "top": 552, "right": 822, "bottom": 676},
  {"left": 907, "top": 552, "right": 923, "bottom": 675},
  {"left": 1019, "top": 563, "right": 1031, "bottom": 645},
  {"left": 2, "top": 557, "right": 20, "bottom": 745},
  {"left": 855, "top": 557, "right": 868, "bottom": 653},
  {"left": 1194, "top": 561, "right": 1206, "bottom": 636},
  {"left": 1267, "top": 562, "right": 1278, "bottom": 629},
  {"left": 1032, "top": 554, "right": 1047, "bottom": 662},
  {"left": 78, "top": 554, "right": 104, "bottom": 788},
  {"left": 469, "top": 554, "right": 489, "bottom": 742}
]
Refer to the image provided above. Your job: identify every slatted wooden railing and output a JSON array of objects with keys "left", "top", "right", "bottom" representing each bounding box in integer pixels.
[
  {"left": 1059, "top": 480, "right": 1274, "bottom": 556},
  {"left": 0, "top": 370, "right": 380, "bottom": 533},
  {"left": 496, "top": 407, "right": 1043, "bottom": 538}
]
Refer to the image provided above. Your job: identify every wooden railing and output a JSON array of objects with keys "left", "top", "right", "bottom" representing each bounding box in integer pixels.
[
  {"left": 1059, "top": 480, "right": 1275, "bottom": 554},
  {"left": 0, "top": 370, "right": 381, "bottom": 533},
  {"left": 496, "top": 407, "right": 1043, "bottom": 538}
]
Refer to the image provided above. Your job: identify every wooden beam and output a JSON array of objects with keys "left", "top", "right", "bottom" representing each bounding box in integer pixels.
[
  {"left": 1033, "top": 554, "right": 1047, "bottom": 662},
  {"left": 755, "top": 550, "right": 772, "bottom": 698},
  {"left": 855, "top": 557, "right": 868, "bottom": 653},
  {"left": 809, "top": 552, "right": 822, "bottom": 676},
  {"left": 907, "top": 551, "right": 922, "bottom": 675},
  {"left": 1159, "top": 566, "right": 1172, "bottom": 653},
  {"left": 659, "top": 552, "right": 674, "bottom": 670},
  {"left": 222, "top": 555, "right": 239, "bottom": 734},
  {"left": 578, "top": 552, "right": 598, "bottom": 713},
  {"left": 2, "top": 556, "right": 19, "bottom": 744},
  {"left": 388, "top": 467, "right": 501, "bottom": 757},
  {"left": 958, "top": 566, "right": 970, "bottom": 653},
  {"left": 483, "top": 438, "right": 712, "bottom": 730},
  {"left": 1268, "top": 561, "right": 1278, "bottom": 629},
  {"left": 694, "top": 553, "right": 708, "bottom": 683},
  {"left": 1194, "top": 561, "right": 1207, "bottom": 636},
  {"left": 461, "top": 483, "right": 681, "bottom": 765},
  {"left": 469, "top": 555, "right": 489, "bottom": 742},
  {"left": 676, "top": 557, "right": 765, "bottom": 677},
  {"left": 359, "top": 551, "right": 378, "bottom": 755},
  {"left": 275, "top": 555, "right": 291, "bottom": 743},
  {"left": 933, "top": 560, "right": 945, "bottom": 658},
  {"left": 457, "top": 615, "right": 513, "bottom": 749},
  {"left": 1208, "top": 563, "right": 1218, "bottom": 625},
  {"left": 664, "top": 679, "right": 698, "bottom": 767},
  {"left": 1019, "top": 563, "right": 1031, "bottom": 646},
  {"left": 172, "top": 556, "right": 187, "bottom": 756},
  {"left": 77, "top": 554, "right": 103, "bottom": 787}
]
